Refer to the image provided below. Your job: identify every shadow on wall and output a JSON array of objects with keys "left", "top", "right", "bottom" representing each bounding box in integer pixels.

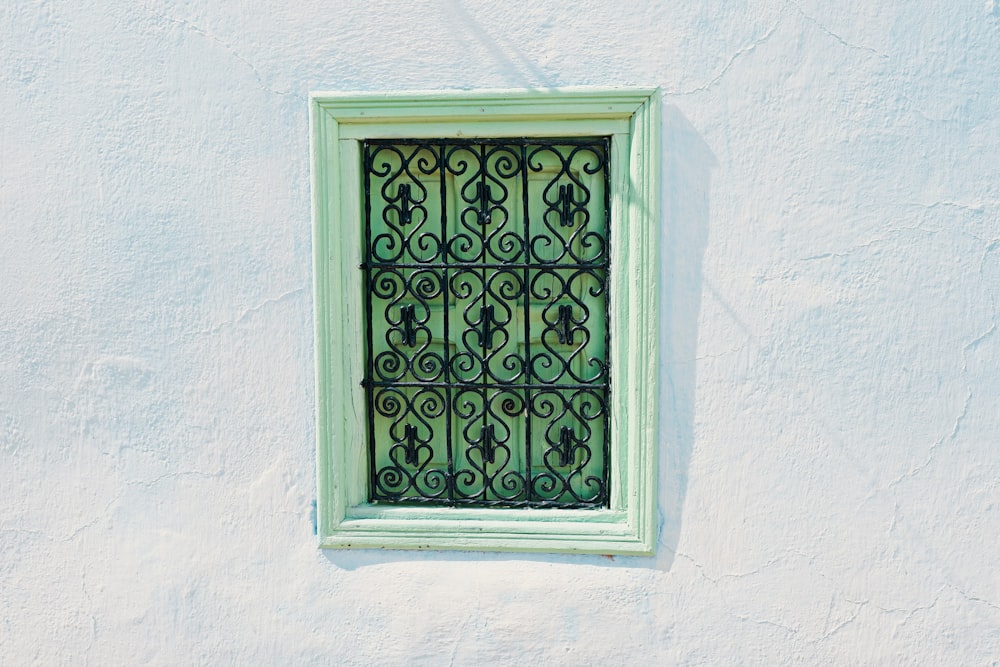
[
  {"left": 440, "top": 0, "right": 559, "bottom": 89},
  {"left": 655, "top": 105, "right": 715, "bottom": 570}
]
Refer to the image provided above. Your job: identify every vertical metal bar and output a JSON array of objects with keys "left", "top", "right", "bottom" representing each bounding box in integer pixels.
[
  {"left": 440, "top": 139, "right": 454, "bottom": 504},
  {"left": 520, "top": 142, "right": 532, "bottom": 502},
  {"left": 601, "top": 137, "right": 612, "bottom": 506},
  {"left": 362, "top": 141, "right": 378, "bottom": 501},
  {"left": 479, "top": 143, "right": 489, "bottom": 500}
]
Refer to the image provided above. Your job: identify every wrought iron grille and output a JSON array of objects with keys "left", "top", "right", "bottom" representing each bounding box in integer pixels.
[{"left": 362, "top": 138, "right": 611, "bottom": 508}]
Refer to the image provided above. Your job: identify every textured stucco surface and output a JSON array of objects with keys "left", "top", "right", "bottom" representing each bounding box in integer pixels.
[{"left": 2, "top": 1, "right": 999, "bottom": 664}]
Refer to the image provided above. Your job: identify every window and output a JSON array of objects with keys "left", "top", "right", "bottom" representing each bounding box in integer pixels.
[
  {"left": 364, "top": 137, "right": 611, "bottom": 508},
  {"left": 312, "top": 89, "right": 660, "bottom": 554}
]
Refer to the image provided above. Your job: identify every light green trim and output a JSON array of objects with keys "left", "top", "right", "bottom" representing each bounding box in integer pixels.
[
  {"left": 311, "top": 88, "right": 661, "bottom": 554},
  {"left": 337, "top": 118, "right": 631, "bottom": 140}
]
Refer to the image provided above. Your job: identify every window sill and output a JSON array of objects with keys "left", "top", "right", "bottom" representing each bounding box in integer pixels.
[{"left": 324, "top": 506, "right": 647, "bottom": 554}]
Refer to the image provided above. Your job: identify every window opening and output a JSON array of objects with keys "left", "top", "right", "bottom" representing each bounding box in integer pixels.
[{"left": 362, "top": 138, "right": 611, "bottom": 507}]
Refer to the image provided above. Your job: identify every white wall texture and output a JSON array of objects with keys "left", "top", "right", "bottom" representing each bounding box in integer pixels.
[{"left": 2, "top": 0, "right": 998, "bottom": 663}]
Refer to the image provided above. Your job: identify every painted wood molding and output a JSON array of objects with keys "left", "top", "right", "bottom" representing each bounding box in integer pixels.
[{"left": 311, "top": 88, "right": 661, "bottom": 554}]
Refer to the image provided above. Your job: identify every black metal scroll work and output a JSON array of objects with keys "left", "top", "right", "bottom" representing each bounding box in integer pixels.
[{"left": 362, "top": 138, "right": 611, "bottom": 508}]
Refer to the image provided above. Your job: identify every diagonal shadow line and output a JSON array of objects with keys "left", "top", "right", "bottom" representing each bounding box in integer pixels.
[{"left": 440, "top": 0, "right": 560, "bottom": 89}]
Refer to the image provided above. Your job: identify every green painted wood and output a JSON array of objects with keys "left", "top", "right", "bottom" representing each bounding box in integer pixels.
[
  {"left": 311, "top": 88, "right": 660, "bottom": 554},
  {"left": 337, "top": 119, "right": 630, "bottom": 139}
]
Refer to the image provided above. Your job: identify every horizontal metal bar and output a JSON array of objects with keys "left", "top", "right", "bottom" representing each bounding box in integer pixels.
[
  {"left": 363, "top": 381, "right": 607, "bottom": 389},
  {"left": 362, "top": 262, "right": 608, "bottom": 270},
  {"left": 365, "top": 137, "right": 609, "bottom": 146},
  {"left": 369, "top": 497, "right": 605, "bottom": 509}
]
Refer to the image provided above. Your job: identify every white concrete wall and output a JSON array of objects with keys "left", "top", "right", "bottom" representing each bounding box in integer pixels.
[{"left": 2, "top": 1, "right": 998, "bottom": 663}]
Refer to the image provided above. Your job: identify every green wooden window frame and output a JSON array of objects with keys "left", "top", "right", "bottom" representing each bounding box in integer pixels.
[{"left": 311, "top": 89, "right": 660, "bottom": 554}]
